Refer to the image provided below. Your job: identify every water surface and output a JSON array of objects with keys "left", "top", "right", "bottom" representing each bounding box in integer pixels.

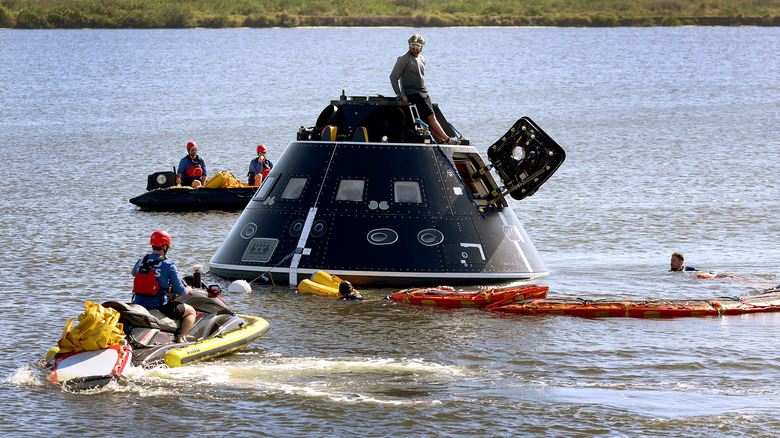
[{"left": 1, "top": 27, "right": 778, "bottom": 437}]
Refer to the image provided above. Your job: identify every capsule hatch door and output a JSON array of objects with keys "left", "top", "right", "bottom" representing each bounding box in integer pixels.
[{"left": 487, "top": 117, "right": 565, "bottom": 201}]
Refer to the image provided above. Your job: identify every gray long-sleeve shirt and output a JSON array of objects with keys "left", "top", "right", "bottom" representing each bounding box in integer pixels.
[{"left": 389, "top": 51, "right": 427, "bottom": 96}]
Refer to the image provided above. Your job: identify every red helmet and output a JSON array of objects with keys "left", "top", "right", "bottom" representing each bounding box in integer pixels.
[
  {"left": 256, "top": 144, "right": 267, "bottom": 154},
  {"left": 150, "top": 230, "right": 172, "bottom": 247},
  {"left": 187, "top": 141, "right": 198, "bottom": 151}
]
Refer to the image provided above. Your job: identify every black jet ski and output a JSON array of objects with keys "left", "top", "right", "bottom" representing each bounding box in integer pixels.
[
  {"left": 46, "top": 283, "right": 270, "bottom": 391},
  {"left": 209, "top": 92, "right": 565, "bottom": 286}
]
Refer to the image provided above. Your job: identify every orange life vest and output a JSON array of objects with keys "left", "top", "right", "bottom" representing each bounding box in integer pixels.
[
  {"left": 133, "top": 255, "right": 168, "bottom": 296},
  {"left": 186, "top": 158, "right": 203, "bottom": 177}
]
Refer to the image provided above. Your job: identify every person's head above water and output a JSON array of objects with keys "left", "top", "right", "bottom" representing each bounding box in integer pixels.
[
  {"left": 670, "top": 252, "right": 685, "bottom": 271},
  {"left": 339, "top": 280, "right": 353, "bottom": 296}
]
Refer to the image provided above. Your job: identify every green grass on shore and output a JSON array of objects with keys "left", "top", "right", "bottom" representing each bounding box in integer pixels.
[{"left": 1, "top": 0, "right": 778, "bottom": 28}]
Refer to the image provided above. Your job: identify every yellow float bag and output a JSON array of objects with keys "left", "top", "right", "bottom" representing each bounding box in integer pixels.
[
  {"left": 56, "top": 301, "right": 126, "bottom": 353},
  {"left": 204, "top": 171, "right": 243, "bottom": 188}
]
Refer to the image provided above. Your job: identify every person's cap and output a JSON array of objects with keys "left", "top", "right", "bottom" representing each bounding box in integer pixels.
[
  {"left": 257, "top": 144, "right": 267, "bottom": 154},
  {"left": 187, "top": 141, "right": 198, "bottom": 150}
]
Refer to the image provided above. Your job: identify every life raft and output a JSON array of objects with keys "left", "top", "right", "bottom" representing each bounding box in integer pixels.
[
  {"left": 491, "top": 291, "right": 780, "bottom": 318},
  {"left": 390, "top": 285, "right": 548, "bottom": 309}
]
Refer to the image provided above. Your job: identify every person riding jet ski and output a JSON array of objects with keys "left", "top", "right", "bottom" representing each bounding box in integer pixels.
[{"left": 131, "top": 230, "right": 196, "bottom": 342}]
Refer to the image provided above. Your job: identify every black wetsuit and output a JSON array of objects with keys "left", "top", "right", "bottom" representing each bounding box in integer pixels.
[{"left": 339, "top": 292, "right": 364, "bottom": 301}]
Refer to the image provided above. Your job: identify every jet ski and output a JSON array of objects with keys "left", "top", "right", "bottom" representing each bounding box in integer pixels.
[{"left": 46, "top": 284, "right": 270, "bottom": 391}]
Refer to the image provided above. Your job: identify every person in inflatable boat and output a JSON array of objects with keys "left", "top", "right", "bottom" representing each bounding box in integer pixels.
[
  {"left": 248, "top": 144, "right": 274, "bottom": 186},
  {"left": 338, "top": 281, "right": 364, "bottom": 301},
  {"left": 670, "top": 252, "right": 697, "bottom": 272},
  {"left": 132, "top": 230, "right": 196, "bottom": 343},
  {"left": 176, "top": 141, "right": 208, "bottom": 187}
]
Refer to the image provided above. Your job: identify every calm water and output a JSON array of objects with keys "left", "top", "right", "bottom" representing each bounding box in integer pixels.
[{"left": 1, "top": 27, "right": 778, "bottom": 437}]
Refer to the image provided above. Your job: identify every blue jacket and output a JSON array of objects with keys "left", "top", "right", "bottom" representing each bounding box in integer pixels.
[
  {"left": 177, "top": 155, "right": 207, "bottom": 183},
  {"left": 248, "top": 157, "right": 273, "bottom": 178},
  {"left": 131, "top": 253, "right": 188, "bottom": 308}
]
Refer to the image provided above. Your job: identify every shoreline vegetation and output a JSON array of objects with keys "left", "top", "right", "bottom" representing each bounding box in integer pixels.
[{"left": 0, "top": 0, "right": 778, "bottom": 29}]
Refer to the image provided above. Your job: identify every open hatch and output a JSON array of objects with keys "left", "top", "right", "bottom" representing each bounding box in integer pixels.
[{"left": 486, "top": 117, "right": 566, "bottom": 201}]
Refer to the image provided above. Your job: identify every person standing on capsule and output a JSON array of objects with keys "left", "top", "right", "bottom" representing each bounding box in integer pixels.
[
  {"left": 176, "top": 141, "right": 207, "bottom": 187},
  {"left": 248, "top": 144, "right": 274, "bottom": 186},
  {"left": 390, "top": 34, "right": 459, "bottom": 145}
]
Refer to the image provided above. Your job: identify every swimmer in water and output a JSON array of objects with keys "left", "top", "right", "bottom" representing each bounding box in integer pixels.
[{"left": 670, "top": 252, "right": 697, "bottom": 272}]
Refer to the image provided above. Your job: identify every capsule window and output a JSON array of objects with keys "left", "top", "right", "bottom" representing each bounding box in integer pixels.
[
  {"left": 335, "top": 179, "right": 365, "bottom": 201},
  {"left": 393, "top": 181, "right": 422, "bottom": 204},
  {"left": 280, "top": 177, "right": 308, "bottom": 200},
  {"left": 254, "top": 175, "right": 278, "bottom": 201}
]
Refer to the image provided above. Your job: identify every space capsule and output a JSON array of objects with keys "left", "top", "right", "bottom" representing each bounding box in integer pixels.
[{"left": 209, "top": 93, "right": 565, "bottom": 286}]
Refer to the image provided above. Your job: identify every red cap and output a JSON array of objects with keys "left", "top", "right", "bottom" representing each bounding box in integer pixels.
[
  {"left": 187, "top": 141, "right": 197, "bottom": 150},
  {"left": 257, "top": 144, "right": 267, "bottom": 153}
]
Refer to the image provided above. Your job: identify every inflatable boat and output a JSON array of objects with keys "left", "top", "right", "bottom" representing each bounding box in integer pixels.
[
  {"left": 209, "top": 92, "right": 565, "bottom": 286},
  {"left": 390, "top": 285, "right": 548, "bottom": 309},
  {"left": 130, "top": 171, "right": 257, "bottom": 211},
  {"left": 491, "top": 290, "right": 780, "bottom": 318},
  {"left": 46, "top": 286, "right": 270, "bottom": 390}
]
